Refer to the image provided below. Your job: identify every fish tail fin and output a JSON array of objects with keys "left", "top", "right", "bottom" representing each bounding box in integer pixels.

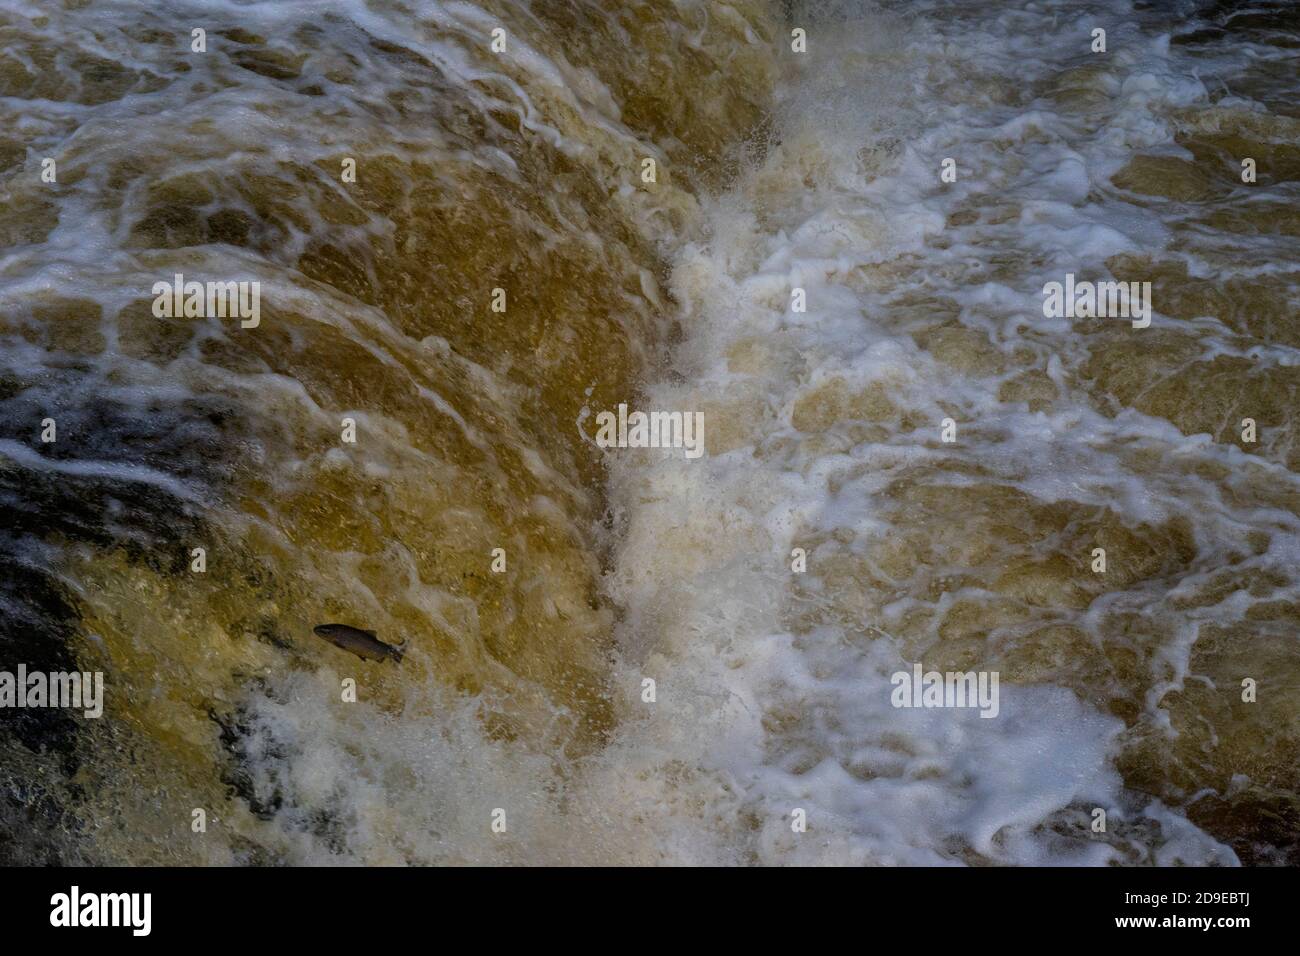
[{"left": 390, "top": 645, "right": 404, "bottom": 664}]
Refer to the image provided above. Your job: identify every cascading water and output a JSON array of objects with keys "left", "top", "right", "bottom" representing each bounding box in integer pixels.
[{"left": 1, "top": 0, "right": 1297, "bottom": 866}]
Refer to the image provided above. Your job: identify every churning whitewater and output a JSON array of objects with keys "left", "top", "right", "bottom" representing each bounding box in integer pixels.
[{"left": 1, "top": 0, "right": 1298, "bottom": 865}]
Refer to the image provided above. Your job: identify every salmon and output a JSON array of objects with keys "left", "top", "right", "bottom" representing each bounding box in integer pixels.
[{"left": 311, "top": 624, "right": 404, "bottom": 663}]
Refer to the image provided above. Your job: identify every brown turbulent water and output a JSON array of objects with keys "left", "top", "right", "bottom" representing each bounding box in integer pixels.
[{"left": 0, "top": 0, "right": 1296, "bottom": 865}]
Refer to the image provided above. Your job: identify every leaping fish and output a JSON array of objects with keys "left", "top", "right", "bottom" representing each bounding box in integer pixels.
[{"left": 312, "top": 624, "right": 405, "bottom": 663}]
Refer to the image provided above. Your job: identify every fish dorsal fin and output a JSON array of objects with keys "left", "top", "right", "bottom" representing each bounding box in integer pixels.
[{"left": 361, "top": 629, "right": 377, "bottom": 638}]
